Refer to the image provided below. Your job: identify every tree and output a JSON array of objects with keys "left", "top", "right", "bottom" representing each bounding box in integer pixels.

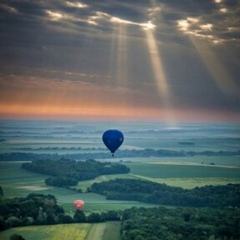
[
  {"left": 0, "top": 219, "right": 7, "bottom": 231},
  {"left": 134, "top": 235, "right": 145, "bottom": 240},
  {"left": 100, "top": 210, "right": 120, "bottom": 221},
  {"left": 87, "top": 213, "right": 101, "bottom": 223},
  {"left": 45, "top": 214, "right": 56, "bottom": 225},
  {"left": 73, "top": 211, "right": 86, "bottom": 223},
  {"left": 60, "top": 215, "right": 73, "bottom": 224},
  {"left": 5, "top": 217, "right": 21, "bottom": 228},
  {"left": 10, "top": 234, "right": 25, "bottom": 240},
  {"left": 0, "top": 186, "right": 3, "bottom": 197}
]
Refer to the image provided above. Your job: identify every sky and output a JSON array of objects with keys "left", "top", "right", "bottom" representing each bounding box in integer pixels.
[{"left": 0, "top": 0, "right": 239, "bottom": 123}]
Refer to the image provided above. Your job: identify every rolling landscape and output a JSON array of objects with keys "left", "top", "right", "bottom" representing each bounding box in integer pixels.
[
  {"left": 0, "top": 120, "right": 239, "bottom": 240},
  {"left": 1, "top": 0, "right": 240, "bottom": 239}
]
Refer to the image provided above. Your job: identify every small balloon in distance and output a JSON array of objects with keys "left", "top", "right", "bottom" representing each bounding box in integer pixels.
[
  {"left": 102, "top": 129, "right": 124, "bottom": 157},
  {"left": 73, "top": 200, "right": 84, "bottom": 211}
]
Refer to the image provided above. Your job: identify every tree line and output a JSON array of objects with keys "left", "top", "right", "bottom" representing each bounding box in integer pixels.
[
  {"left": 22, "top": 159, "right": 130, "bottom": 187},
  {"left": 89, "top": 179, "right": 240, "bottom": 207},
  {"left": 0, "top": 148, "right": 239, "bottom": 161},
  {"left": 0, "top": 192, "right": 121, "bottom": 231}
]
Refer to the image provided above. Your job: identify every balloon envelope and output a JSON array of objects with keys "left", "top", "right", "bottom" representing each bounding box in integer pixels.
[
  {"left": 102, "top": 129, "right": 124, "bottom": 156},
  {"left": 73, "top": 200, "right": 84, "bottom": 210}
]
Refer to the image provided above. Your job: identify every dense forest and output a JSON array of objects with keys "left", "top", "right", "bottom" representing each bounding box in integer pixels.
[
  {"left": 22, "top": 159, "right": 130, "bottom": 187},
  {"left": 0, "top": 148, "right": 239, "bottom": 161},
  {"left": 89, "top": 179, "right": 240, "bottom": 207},
  {"left": 120, "top": 206, "right": 240, "bottom": 240}
]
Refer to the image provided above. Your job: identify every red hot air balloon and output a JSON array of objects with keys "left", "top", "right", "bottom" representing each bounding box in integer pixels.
[{"left": 73, "top": 200, "right": 84, "bottom": 211}]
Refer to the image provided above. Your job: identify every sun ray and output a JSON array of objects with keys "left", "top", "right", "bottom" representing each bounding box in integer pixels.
[
  {"left": 189, "top": 36, "right": 237, "bottom": 96},
  {"left": 108, "top": 22, "right": 128, "bottom": 85},
  {"left": 177, "top": 15, "right": 238, "bottom": 97},
  {"left": 108, "top": 21, "right": 129, "bottom": 117},
  {"left": 116, "top": 23, "right": 128, "bottom": 85},
  {"left": 144, "top": 28, "right": 175, "bottom": 123},
  {"left": 144, "top": 29, "right": 169, "bottom": 99},
  {"left": 141, "top": 0, "right": 175, "bottom": 124}
]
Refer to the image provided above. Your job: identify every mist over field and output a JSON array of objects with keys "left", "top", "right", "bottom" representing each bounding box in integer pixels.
[
  {"left": 1, "top": 120, "right": 239, "bottom": 189},
  {"left": 0, "top": 120, "right": 239, "bottom": 155}
]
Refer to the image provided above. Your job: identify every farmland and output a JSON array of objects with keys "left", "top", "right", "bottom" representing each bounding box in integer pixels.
[
  {"left": 0, "top": 223, "right": 90, "bottom": 240},
  {"left": 0, "top": 222, "right": 121, "bottom": 240},
  {"left": 0, "top": 120, "right": 239, "bottom": 239},
  {"left": 0, "top": 160, "right": 239, "bottom": 202},
  {"left": 0, "top": 161, "right": 158, "bottom": 209}
]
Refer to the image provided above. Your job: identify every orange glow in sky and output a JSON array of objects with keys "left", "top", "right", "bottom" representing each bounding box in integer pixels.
[{"left": 0, "top": 98, "right": 238, "bottom": 123}]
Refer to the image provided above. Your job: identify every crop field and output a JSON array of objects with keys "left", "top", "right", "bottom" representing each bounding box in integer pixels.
[
  {"left": 125, "top": 162, "right": 240, "bottom": 179},
  {"left": 101, "top": 222, "right": 121, "bottom": 240},
  {"left": 0, "top": 161, "right": 49, "bottom": 197},
  {"left": 0, "top": 223, "right": 91, "bottom": 240},
  {"left": 104, "top": 155, "right": 240, "bottom": 167},
  {"left": 85, "top": 222, "right": 121, "bottom": 240},
  {"left": 74, "top": 174, "right": 137, "bottom": 192},
  {"left": 0, "top": 222, "right": 121, "bottom": 240},
  {"left": 130, "top": 174, "right": 240, "bottom": 189},
  {"left": 0, "top": 162, "right": 82, "bottom": 198}
]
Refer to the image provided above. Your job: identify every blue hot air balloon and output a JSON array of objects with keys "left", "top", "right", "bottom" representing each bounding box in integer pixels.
[{"left": 102, "top": 129, "right": 124, "bottom": 156}]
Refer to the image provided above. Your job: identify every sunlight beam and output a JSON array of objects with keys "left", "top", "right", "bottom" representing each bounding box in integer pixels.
[
  {"left": 108, "top": 22, "right": 129, "bottom": 117},
  {"left": 109, "top": 22, "right": 128, "bottom": 84},
  {"left": 144, "top": 28, "right": 175, "bottom": 123},
  {"left": 189, "top": 36, "right": 237, "bottom": 96},
  {"left": 140, "top": 0, "right": 176, "bottom": 124},
  {"left": 116, "top": 23, "right": 127, "bottom": 84},
  {"left": 145, "top": 30, "right": 169, "bottom": 98}
]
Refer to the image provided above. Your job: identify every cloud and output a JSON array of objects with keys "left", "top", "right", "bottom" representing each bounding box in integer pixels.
[
  {"left": 1, "top": 0, "right": 239, "bottom": 46},
  {"left": 0, "top": 0, "right": 239, "bottom": 122}
]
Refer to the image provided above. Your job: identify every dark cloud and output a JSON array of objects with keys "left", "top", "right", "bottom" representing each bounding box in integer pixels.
[{"left": 0, "top": 0, "right": 239, "bottom": 121}]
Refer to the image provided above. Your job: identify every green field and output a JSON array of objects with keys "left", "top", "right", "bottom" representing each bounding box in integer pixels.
[
  {"left": 1, "top": 120, "right": 239, "bottom": 239},
  {"left": 74, "top": 174, "right": 137, "bottom": 192},
  {"left": 0, "top": 162, "right": 159, "bottom": 214},
  {"left": 1, "top": 159, "right": 239, "bottom": 239},
  {"left": 1, "top": 161, "right": 239, "bottom": 209},
  {"left": 0, "top": 161, "right": 80, "bottom": 198},
  {"left": 1, "top": 161, "right": 239, "bottom": 196},
  {"left": 1, "top": 160, "right": 239, "bottom": 198},
  {"left": 125, "top": 161, "right": 240, "bottom": 179},
  {"left": 0, "top": 223, "right": 90, "bottom": 240},
  {"left": 0, "top": 222, "right": 122, "bottom": 240}
]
